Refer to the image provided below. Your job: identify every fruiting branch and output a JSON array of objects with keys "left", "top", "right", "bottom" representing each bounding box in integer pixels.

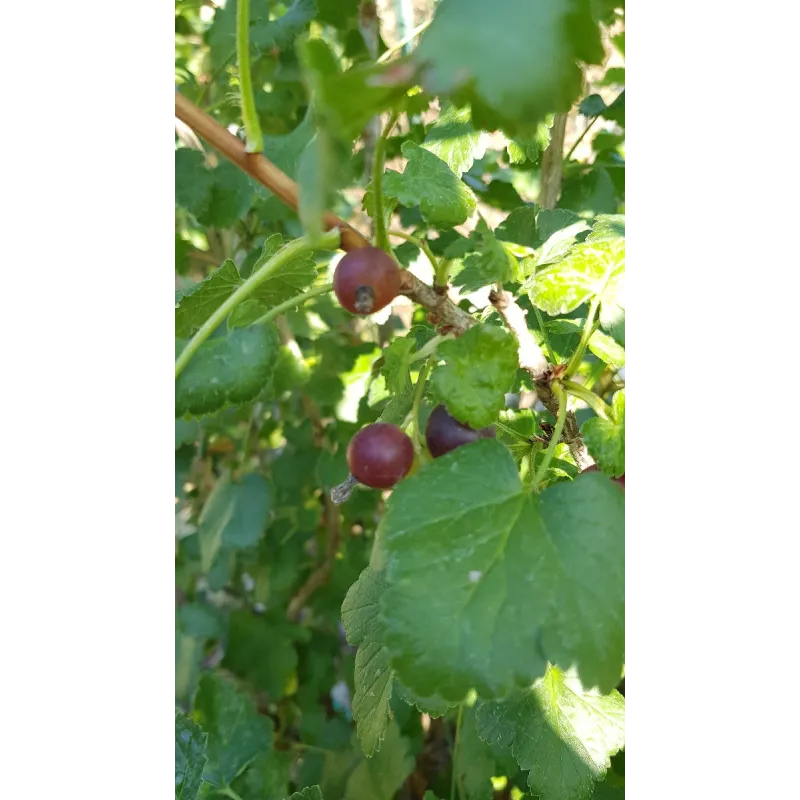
[
  {"left": 174, "top": 91, "right": 477, "bottom": 335},
  {"left": 489, "top": 289, "right": 593, "bottom": 470}
]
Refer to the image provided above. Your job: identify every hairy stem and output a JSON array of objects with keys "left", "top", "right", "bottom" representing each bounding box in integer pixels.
[
  {"left": 489, "top": 289, "right": 593, "bottom": 469},
  {"left": 373, "top": 112, "right": 399, "bottom": 252},
  {"left": 236, "top": 0, "right": 262, "bottom": 153},
  {"left": 533, "top": 306, "right": 557, "bottom": 364},
  {"left": 253, "top": 282, "right": 332, "bottom": 326},
  {"left": 175, "top": 230, "right": 340, "bottom": 379},
  {"left": 387, "top": 229, "right": 439, "bottom": 274},
  {"left": 533, "top": 381, "right": 567, "bottom": 489},
  {"left": 410, "top": 358, "right": 432, "bottom": 453},
  {"left": 565, "top": 296, "right": 600, "bottom": 377},
  {"left": 562, "top": 379, "right": 612, "bottom": 420}
]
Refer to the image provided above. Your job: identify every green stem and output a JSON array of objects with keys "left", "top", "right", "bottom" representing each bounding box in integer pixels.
[
  {"left": 562, "top": 379, "right": 612, "bottom": 420},
  {"left": 565, "top": 114, "right": 600, "bottom": 162},
  {"left": 533, "top": 382, "right": 567, "bottom": 490},
  {"left": 253, "top": 282, "right": 333, "bottom": 326},
  {"left": 450, "top": 703, "right": 464, "bottom": 800},
  {"left": 494, "top": 420, "right": 536, "bottom": 443},
  {"left": 533, "top": 306, "right": 557, "bottom": 364},
  {"left": 236, "top": 0, "right": 262, "bottom": 153},
  {"left": 410, "top": 358, "right": 432, "bottom": 453},
  {"left": 376, "top": 18, "right": 433, "bottom": 62},
  {"left": 216, "top": 787, "right": 245, "bottom": 800},
  {"left": 175, "top": 230, "right": 340, "bottom": 379},
  {"left": 372, "top": 112, "right": 399, "bottom": 252},
  {"left": 409, "top": 333, "right": 451, "bottom": 364},
  {"left": 387, "top": 229, "right": 440, "bottom": 275},
  {"left": 565, "top": 296, "right": 600, "bottom": 378}
]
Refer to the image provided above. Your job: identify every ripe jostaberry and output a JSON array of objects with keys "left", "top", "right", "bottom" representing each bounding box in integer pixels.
[
  {"left": 347, "top": 422, "right": 414, "bottom": 489},
  {"left": 425, "top": 404, "right": 495, "bottom": 458},
  {"left": 333, "top": 247, "right": 401, "bottom": 315}
]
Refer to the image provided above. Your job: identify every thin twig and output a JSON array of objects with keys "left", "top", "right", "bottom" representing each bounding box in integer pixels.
[{"left": 489, "top": 289, "right": 593, "bottom": 469}]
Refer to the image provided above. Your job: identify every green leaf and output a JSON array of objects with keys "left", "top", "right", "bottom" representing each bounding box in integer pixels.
[
  {"left": 560, "top": 168, "right": 617, "bottom": 215},
  {"left": 250, "top": 0, "right": 316, "bottom": 53},
  {"left": 196, "top": 162, "right": 256, "bottom": 229},
  {"left": 430, "top": 324, "right": 518, "bottom": 429},
  {"left": 476, "top": 665, "right": 625, "bottom": 800},
  {"left": 379, "top": 440, "right": 625, "bottom": 699},
  {"left": 175, "top": 324, "right": 280, "bottom": 418},
  {"left": 507, "top": 115, "right": 554, "bottom": 165},
  {"left": 414, "top": 0, "right": 603, "bottom": 135},
  {"left": 457, "top": 705, "right": 496, "bottom": 800},
  {"left": 299, "top": 38, "right": 415, "bottom": 141},
  {"left": 197, "top": 472, "right": 271, "bottom": 572},
  {"left": 582, "top": 391, "right": 624, "bottom": 477},
  {"left": 579, "top": 94, "right": 607, "bottom": 117},
  {"left": 343, "top": 721, "right": 415, "bottom": 799},
  {"left": 422, "top": 105, "right": 485, "bottom": 178},
  {"left": 298, "top": 131, "right": 348, "bottom": 244},
  {"left": 176, "top": 149, "right": 213, "bottom": 218},
  {"left": 587, "top": 214, "right": 625, "bottom": 242},
  {"left": 588, "top": 329, "right": 625, "bottom": 369},
  {"left": 175, "top": 260, "right": 241, "bottom": 338},
  {"left": 261, "top": 114, "right": 315, "bottom": 181},
  {"left": 290, "top": 787, "right": 324, "bottom": 800},
  {"left": 535, "top": 208, "right": 587, "bottom": 246},
  {"left": 194, "top": 673, "right": 274, "bottom": 788},
  {"left": 176, "top": 418, "right": 199, "bottom": 449},
  {"left": 496, "top": 207, "right": 538, "bottom": 249},
  {"left": 383, "top": 141, "right": 477, "bottom": 229},
  {"left": 452, "top": 220, "right": 518, "bottom": 293},
  {"left": 341, "top": 567, "right": 394, "bottom": 756},
  {"left": 175, "top": 711, "right": 208, "bottom": 800},
  {"left": 250, "top": 234, "right": 318, "bottom": 306},
  {"left": 393, "top": 680, "right": 454, "bottom": 718},
  {"left": 527, "top": 239, "right": 625, "bottom": 316},
  {"left": 223, "top": 611, "right": 304, "bottom": 698},
  {"left": 381, "top": 337, "right": 415, "bottom": 396}
]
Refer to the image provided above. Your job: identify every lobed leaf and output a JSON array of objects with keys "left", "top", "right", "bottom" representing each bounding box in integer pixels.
[
  {"left": 430, "top": 324, "right": 518, "bottom": 429},
  {"left": 582, "top": 391, "right": 625, "bottom": 477},
  {"left": 383, "top": 142, "right": 477, "bottom": 229},
  {"left": 476, "top": 665, "right": 625, "bottom": 800},
  {"left": 379, "top": 440, "right": 625, "bottom": 699}
]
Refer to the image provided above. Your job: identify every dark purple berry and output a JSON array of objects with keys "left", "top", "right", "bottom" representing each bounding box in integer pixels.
[
  {"left": 333, "top": 248, "right": 401, "bottom": 315},
  {"left": 347, "top": 423, "right": 414, "bottom": 489},
  {"left": 425, "top": 404, "right": 495, "bottom": 458}
]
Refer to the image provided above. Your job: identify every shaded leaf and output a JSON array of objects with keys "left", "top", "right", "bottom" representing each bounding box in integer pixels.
[
  {"left": 175, "top": 711, "right": 208, "bottom": 800},
  {"left": 341, "top": 567, "right": 394, "bottom": 756},
  {"left": 452, "top": 220, "right": 518, "bottom": 292},
  {"left": 195, "top": 673, "right": 274, "bottom": 788},
  {"left": 414, "top": 0, "right": 603, "bottom": 135},
  {"left": 176, "top": 324, "right": 281, "bottom": 418},
  {"left": 343, "top": 721, "right": 415, "bottom": 799},
  {"left": 476, "top": 665, "right": 625, "bottom": 800}
]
